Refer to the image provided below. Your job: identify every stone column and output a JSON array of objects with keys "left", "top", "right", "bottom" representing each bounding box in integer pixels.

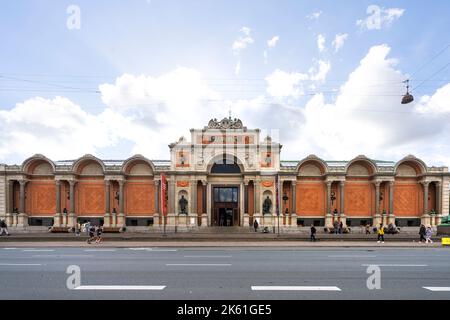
[
  {"left": 67, "top": 180, "right": 76, "bottom": 228},
  {"left": 104, "top": 180, "right": 111, "bottom": 227},
  {"left": 53, "top": 180, "right": 62, "bottom": 227},
  {"left": 206, "top": 182, "right": 211, "bottom": 226},
  {"left": 17, "top": 180, "right": 28, "bottom": 228},
  {"left": 373, "top": 182, "right": 381, "bottom": 226},
  {"left": 388, "top": 181, "right": 395, "bottom": 225},
  {"left": 6, "top": 180, "right": 14, "bottom": 226},
  {"left": 190, "top": 179, "right": 197, "bottom": 214},
  {"left": 243, "top": 180, "right": 249, "bottom": 227},
  {"left": 167, "top": 178, "right": 176, "bottom": 227},
  {"left": 117, "top": 180, "right": 125, "bottom": 227},
  {"left": 421, "top": 181, "right": 430, "bottom": 226},
  {"left": 339, "top": 181, "right": 346, "bottom": 226},
  {"left": 201, "top": 180, "right": 208, "bottom": 227},
  {"left": 325, "top": 181, "right": 333, "bottom": 228},
  {"left": 435, "top": 182, "right": 442, "bottom": 225},
  {"left": 240, "top": 182, "right": 245, "bottom": 227},
  {"left": 154, "top": 180, "right": 160, "bottom": 226},
  {"left": 290, "top": 181, "right": 296, "bottom": 226},
  {"left": 253, "top": 179, "right": 262, "bottom": 227}
]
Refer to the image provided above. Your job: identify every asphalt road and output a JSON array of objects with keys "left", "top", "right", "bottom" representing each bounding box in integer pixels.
[{"left": 0, "top": 246, "right": 449, "bottom": 300}]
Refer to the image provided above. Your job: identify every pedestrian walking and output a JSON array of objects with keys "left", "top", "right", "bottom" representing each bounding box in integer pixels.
[
  {"left": 253, "top": 219, "right": 259, "bottom": 232},
  {"left": 425, "top": 226, "right": 433, "bottom": 244},
  {"left": 87, "top": 225, "right": 96, "bottom": 244},
  {"left": 339, "top": 221, "right": 343, "bottom": 234},
  {"left": 333, "top": 220, "right": 339, "bottom": 234},
  {"left": 419, "top": 224, "right": 426, "bottom": 243},
  {"left": 377, "top": 224, "right": 385, "bottom": 243},
  {"left": 95, "top": 225, "right": 103, "bottom": 244},
  {"left": 85, "top": 221, "right": 91, "bottom": 236},
  {"left": 310, "top": 224, "right": 317, "bottom": 242},
  {"left": 75, "top": 222, "right": 81, "bottom": 236},
  {"left": 365, "top": 224, "right": 371, "bottom": 235},
  {"left": 0, "top": 219, "right": 10, "bottom": 236}
]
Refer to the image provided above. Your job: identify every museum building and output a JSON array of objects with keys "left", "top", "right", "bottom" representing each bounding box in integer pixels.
[{"left": 0, "top": 117, "right": 449, "bottom": 231}]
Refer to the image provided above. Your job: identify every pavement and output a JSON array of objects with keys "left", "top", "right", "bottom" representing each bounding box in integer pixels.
[{"left": 0, "top": 246, "right": 449, "bottom": 300}]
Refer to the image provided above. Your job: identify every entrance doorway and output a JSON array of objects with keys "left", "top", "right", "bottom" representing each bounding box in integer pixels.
[{"left": 212, "top": 186, "right": 239, "bottom": 226}]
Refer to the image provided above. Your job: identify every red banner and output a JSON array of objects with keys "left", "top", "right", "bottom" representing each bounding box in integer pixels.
[{"left": 161, "top": 174, "right": 168, "bottom": 216}]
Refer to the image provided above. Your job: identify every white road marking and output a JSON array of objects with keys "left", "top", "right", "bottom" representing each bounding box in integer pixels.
[
  {"left": 328, "top": 255, "right": 376, "bottom": 258},
  {"left": 166, "top": 263, "right": 231, "bottom": 266},
  {"left": 423, "top": 287, "right": 450, "bottom": 292},
  {"left": 128, "top": 248, "right": 177, "bottom": 252},
  {"left": 84, "top": 249, "right": 116, "bottom": 252},
  {"left": 22, "top": 249, "right": 54, "bottom": 252},
  {"left": 73, "top": 285, "right": 166, "bottom": 290},
  {"left": 361, "top": 264, "right": 427, "bottom": 267},
  {"left": 0, "top": 263, "right": 43, "bottom": 266},
  {"left": 252, "top": 286, "right": 341, "bottom": 291},
  {"left": 32, "top": 255, "right": 93, "bottom": 258},
  {"left": 183, "top": 255, "right": 232, "bottom": 258},
  {"left": 3, "top": 248, "right": 18, "bottom": 250}
]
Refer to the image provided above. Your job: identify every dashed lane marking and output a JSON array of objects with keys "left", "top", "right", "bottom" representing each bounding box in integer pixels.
[
  {"left": 251, "top": 286, "right": 341, "bottom": 291},
  {"left": 73, "top": 285, "right": 166, "bottom": 290}
]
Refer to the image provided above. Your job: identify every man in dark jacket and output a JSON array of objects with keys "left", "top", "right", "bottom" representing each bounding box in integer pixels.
[
  {"left": 419, "top": 224, "right": 426, "bottom": 243},
  {"left": 253, "top": 219, "right": 259, "bottom": 232},
  {"left": 0, "top": 219, "right": 10, "bottom": 236},
  {"left": 310, "top": 224, "right": 317, "bottom": 242}
]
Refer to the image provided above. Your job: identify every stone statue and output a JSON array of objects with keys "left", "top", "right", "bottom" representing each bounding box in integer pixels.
[
  {"left": 178, "top": 195, "right": 188, "bottom": 215},
  {"left": 262, "top": 196, "right": 272, "bottom": 215}
]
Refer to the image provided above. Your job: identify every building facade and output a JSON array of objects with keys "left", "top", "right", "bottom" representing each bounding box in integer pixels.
[{"left": 0, "top": 117, "right": 449, "bottom": 230}]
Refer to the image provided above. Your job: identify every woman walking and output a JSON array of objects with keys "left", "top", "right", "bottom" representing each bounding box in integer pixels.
[
  {"left": 377, "top": 224, "right": 385, "bottom": 243},
  {"left": 425, "top": 226, "right": 433, "bottom": 244}
]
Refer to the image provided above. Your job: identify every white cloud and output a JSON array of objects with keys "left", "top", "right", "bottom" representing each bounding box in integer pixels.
[
  {"left": 265, "top": 69, "right": 308, "bottom": 98},
  {"left": 332, "top": 33, "right": 348, "bottom": 52},
  {"left": 308, "top": 60, "right": 331, "bottom": 82},
  {"left": 357, "top": 6, "right": 405, "bottom": 31},
  {"left": 267, "top": 36, "right": 279, "bottom": 48},
  {"left": 232, "top": 27, "right": 254, "bottom": 55},
  {"left": 0, "top": 97, "right": 124, "bottom": 161},
  {"left": 307, "top": 11, "right": 322, "bottom": 20},
  {"left": 317, "top": 34, "right": 326, "bottom": 52},
  {"left": 234, "top": 60, "right": 241, "bottom": 75},
  {"left": 264, "top": 36, "right": 280, "bottom": 64},
  {"left": 1, "top": 46, "right": 449, "bottom": 167}
]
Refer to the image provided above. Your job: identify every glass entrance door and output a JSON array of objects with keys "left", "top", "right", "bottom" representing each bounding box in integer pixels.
[{"left": 212, "top": 186, "right": 239, "bottom": 226}]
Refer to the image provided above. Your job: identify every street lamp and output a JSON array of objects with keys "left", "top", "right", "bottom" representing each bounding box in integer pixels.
[{"left": 401, "top": 79, "right": 414, "bottom": 104}]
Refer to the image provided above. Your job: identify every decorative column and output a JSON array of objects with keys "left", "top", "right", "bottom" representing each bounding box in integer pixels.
[
  {"left": 53, "top": 180, "right": 62, "bottom": 227},
  {"left": 206, "top": 181, "right": 211, "bottom": 226},
  {"left": 325, "top": 181, "right": 333, "bottom": 228},
  {"left": 240, "top": 181, "right": 245, "bottom": 227},
  {"left": 67, "top": 180, "right": 76, "bottom": 228},
  {"left": 243, "top": 180, "right": 250, "bottom": 227},
  {"left": 117, "top": 180, "right": 125, "bottom": 228},
  {"left": 154, "top": 180, "right": 160, "bottom": 226},
  {"left": 291, "top": 180, "right": 297, "bottom": 226},
  {"left": 167, "top": 178, "right": 176, "bottom": 226},
  {"left": 339, "top": 181, "right": 346, "bottom": 226},
  {"left": 17, "top": 180, "right": 28, "bottom": 228},
  {"left": 253, "top": 178, "right": 261, "bottom": 226},
  {"left": 201, "top": 180, "right": 208, "bottom": 227},
  {"left": 374, "top": 181, "right": 382, "bottom": 226},
  {"left": 435, "top": 182, "right": 442, "bottom": 225},
  {"left": 388, "top": 181, "right": 395, "bottom": 225},
  {"left": 190, "top": 179, "right": 197, "bottom": 214},
  {"left": 422, "top": 181, "right": 430, "bottom": 226},
  {"left": 104, "top": 180, "right": 111, "bottom": 227},
  {"left": 6, "top": 180, "right": 14, "bottom": 226}
]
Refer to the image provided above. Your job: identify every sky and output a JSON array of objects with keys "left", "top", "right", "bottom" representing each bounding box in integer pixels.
[{"left": 0, "top": 0, "right": 449, "bottom": 166}]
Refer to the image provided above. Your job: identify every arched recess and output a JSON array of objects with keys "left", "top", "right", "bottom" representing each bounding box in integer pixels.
[
  {"left": 393, "top": 156, "right": 427, "bottom": 217},
  {"left": 344, "top": 159, "right": 376, "bottom": 217},
  {"left": 207, "top": 154, "right": 244, "bottom": 174},
  {"left": 72, "top": 155, "right": 105, "bottom": 216},
  {"left": 122, "top": 156, "right": 156, "bottom": 217},
  {"left": 296, "top": 156, "right": 327, "bottom": 217},
  {"left": 22, "top": 155, "right": 56, "bottom": 216}
]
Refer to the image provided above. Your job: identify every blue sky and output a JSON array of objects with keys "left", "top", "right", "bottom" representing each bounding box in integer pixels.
[{"left": 0, "top": 0, "right": 449, "bottom": 165}]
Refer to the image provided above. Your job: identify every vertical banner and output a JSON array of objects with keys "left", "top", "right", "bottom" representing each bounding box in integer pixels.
[
  {"left": 275, "top": 174, "right": 280, "bottom": 216},
  {"left": 161, "top": 173, "right": 168, "bottom": 216}
]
